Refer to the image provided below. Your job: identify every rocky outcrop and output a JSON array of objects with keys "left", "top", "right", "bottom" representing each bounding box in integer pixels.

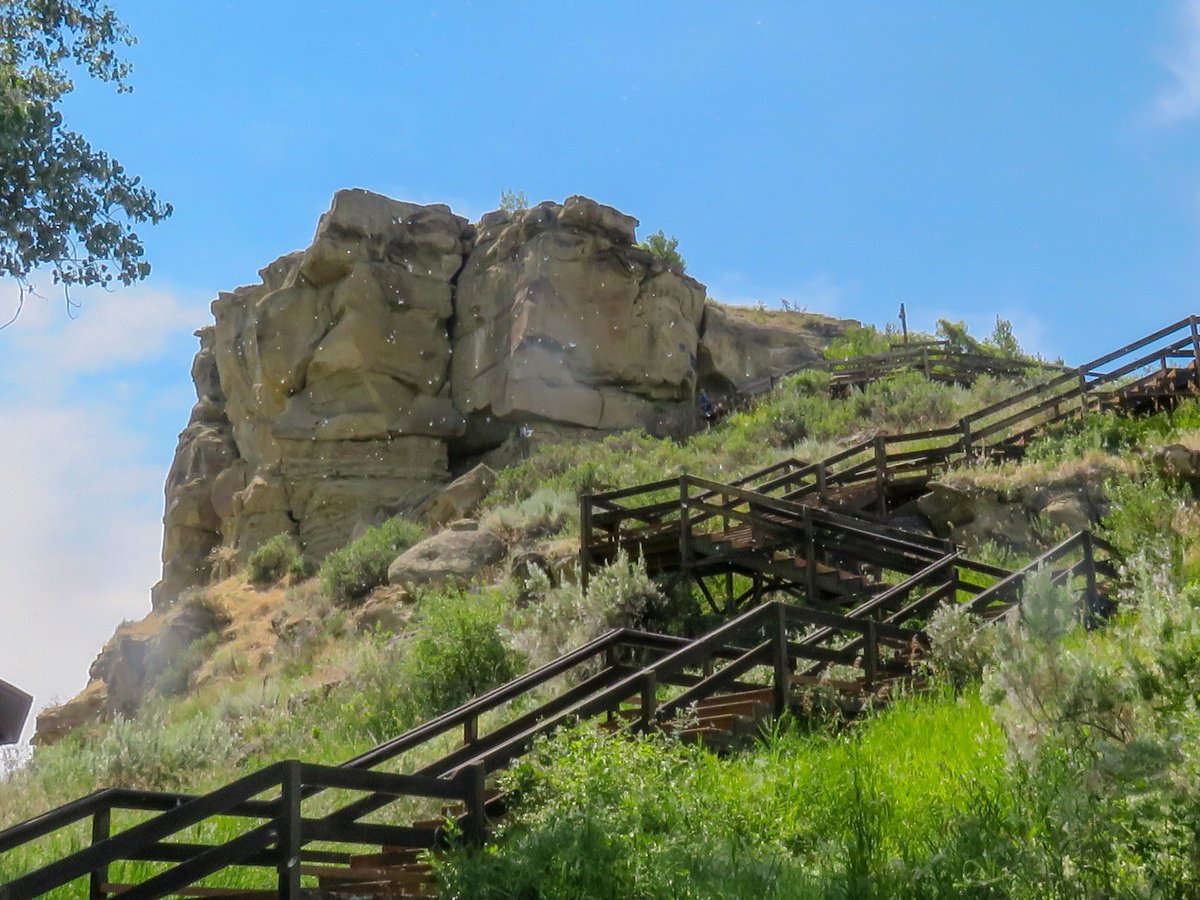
[
  {"left": 152, "top": 190, "right": 854, "bottom": 610},
  {"left": 916, "top": 469, "right": 1112, "bottom": 554},
  {"left": 414, "top": 464, "right": 496, "bottom": 529},
  {"left": 453, "top": 199, "right": 705, "bottom": 435},
  {"left": 697, "top": 305, "right": 839, "bottom": 394},
  {"left": 35, "top": 595, "right": 229, "bottom": 743}
]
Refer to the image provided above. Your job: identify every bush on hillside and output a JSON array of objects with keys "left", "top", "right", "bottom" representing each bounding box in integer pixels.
[
  {"left": 400, "top": 589, "right": 522, "bottom": 722},
  {"left": 824, "top": 324, "right": 895, "bottom": 360},
  {"left": 509, "top": 551, "right": 670, "bottom": 669},
  {"left": 320, "top": 518, "right": 425, "bottom": 605},
  {"left": 245, "top": 533, "right": 308, "bottom": 586}
]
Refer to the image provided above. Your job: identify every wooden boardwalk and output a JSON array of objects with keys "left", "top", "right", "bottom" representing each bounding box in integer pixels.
[{"left": 2, "top": 316, "right": 1196, "bottom": 898}]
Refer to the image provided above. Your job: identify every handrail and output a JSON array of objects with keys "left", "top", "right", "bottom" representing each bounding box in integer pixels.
[{"left": 6, "top": 314, "right": 1187, "bottom": 896}]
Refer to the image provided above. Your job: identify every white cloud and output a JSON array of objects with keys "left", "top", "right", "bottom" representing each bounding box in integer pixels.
[
  {"left": 0, "top": 404, "right": 164, "bottom": 741},
  {"left": 1154, "top": 0, "right": 1200, "bottom": 123},
  {"left": 0, "top": 280, "right": 205, "bottom": 743},
  {"left": 0, "top": 280, "right": 204, "bottom": 397}
]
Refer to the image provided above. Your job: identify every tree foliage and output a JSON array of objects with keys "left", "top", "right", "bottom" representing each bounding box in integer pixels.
[{"left": 0, "top": 0, "right": 171, "bottom": 301}]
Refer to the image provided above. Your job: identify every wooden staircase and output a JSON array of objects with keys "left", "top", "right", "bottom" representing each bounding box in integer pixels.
[{"left": 3, "top": 316, "right": 1195, "bottom": 898}]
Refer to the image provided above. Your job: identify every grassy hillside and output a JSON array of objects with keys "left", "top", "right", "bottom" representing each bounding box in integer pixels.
[{"left": 5, "top": 334, "right": 1200, "bottom": 896}]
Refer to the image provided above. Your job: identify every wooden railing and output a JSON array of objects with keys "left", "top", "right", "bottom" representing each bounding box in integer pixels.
[
  {"left": 4, "top": 315, "right": 1185, "bottom": 897},
  {"left": 581, "top": 473, "right": 955, "bottom": 596},
  {"left": 659, "top": 315, "right": 1200, "bottom": 522},
  {"left": 736, "top": 341, "right": 1069, "bottom": 402},
  {"left": 0, "top": 599, "right": 922, "bottom": 898}
]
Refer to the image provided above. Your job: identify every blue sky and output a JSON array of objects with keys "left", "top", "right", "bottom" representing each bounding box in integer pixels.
[{"left": 4, "top": 0, "right": 1200, "bottom": 736}]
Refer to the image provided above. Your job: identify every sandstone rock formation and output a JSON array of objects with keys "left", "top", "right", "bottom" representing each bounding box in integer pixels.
[
  {"left": 916, "top": 467, "right": 1114, "bottom": 554},
  {"left": 151, "top": 190, "right": 853, "bottom": 611},
  {"left": 415, "top": 464, "right": 496, "bottom": 529},
  {"left": 35, "top": 595, "right": 229, "bottom": 743}
]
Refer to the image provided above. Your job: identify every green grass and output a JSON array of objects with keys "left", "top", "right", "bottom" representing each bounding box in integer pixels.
[
  {"left": 9, "top": 360, "right": 1200, "bottom": 896},
  {"left": 438, "top": 689, "right": 1008, "bottom": 899}
]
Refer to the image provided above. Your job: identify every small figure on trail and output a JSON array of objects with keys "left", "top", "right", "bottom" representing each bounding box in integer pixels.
[{"left": 698, "top": 388, "right": 716, "bottom": 419}]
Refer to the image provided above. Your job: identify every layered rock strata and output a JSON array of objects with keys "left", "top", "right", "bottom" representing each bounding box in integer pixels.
[{"left": 152, "top": 191, "right": 849, "bottom": 609}]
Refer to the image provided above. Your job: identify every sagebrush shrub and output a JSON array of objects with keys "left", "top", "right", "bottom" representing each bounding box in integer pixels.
[
  {"left": 245, "top": 533, "right": 307, "bottom": 585},
  {"left": 508, "top": 551, "right": 666, "bottom": 669},
  {"left": 922, "top": 603, "right": 995, "bottom": 689},
  {"left": 320, "top": 518, "right": 425, "bottom": 604},
  {"left": 400, "top": 589, "right": 522, "bottom": 721}
]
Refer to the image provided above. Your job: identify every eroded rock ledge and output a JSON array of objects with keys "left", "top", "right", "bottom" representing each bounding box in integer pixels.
[{"left": 152, "top": 190, "right": 852, "bottom": 609}]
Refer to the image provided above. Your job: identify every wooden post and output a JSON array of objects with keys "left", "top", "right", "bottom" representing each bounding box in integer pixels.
[
  {"left": 1082, "top": 532, "right": 1099, "bottom": 629},
  {"left": 816, "top": 461, "right": 829, "bottom": 504},
  {"left": 863, "top": 621, "right": 878, "bottom": 691},
  {"left": 640, "top": 670, "right": 658, "bottom": 732},
  {"left": 463, "top": 714, "right": 478, "bottom": 746},
  {"left": 463, "top": 762, "right": 489, "bottom": 847},
  {"left": 873, "top": 436, "right": 888, "bottom": 515},
  {"left": 89, "top": 806, "right": 111, "bottom": 900},
  {"left": 1191, "top": 316, "right": 1200, "bottom": 389},
  {"left": 898, "top": 302, "right": 909, "bottom": 345},
  {"left": 277, "top": 761, "right": 302, "bottom": 899},
  {"left": 803, "top": 506, "right": 817, "bottom": 604},
  {"left": 580, "top": 495, "right": 593, "bottom": 594},
  {"left": 678, "top": 476, "right": 692, "bottom": 611},
  {"left": 772, "top": 603, "right": 790, "bottom": 717},
  {"left": 678, "top": 476, "right": 691, "bottom": 570},
  {"left": 960, "top": 417, "right": 972, "bottom": 457}
]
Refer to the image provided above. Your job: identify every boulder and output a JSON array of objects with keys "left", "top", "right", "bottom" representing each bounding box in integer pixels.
[
  {"left": 916, "top": 483, "right": 980, "bottom": 533},
  {"left": 350, "top": 585, "right": 416, "bottom": 634},
  {"left": 415, "top": 464, "right": 497, "bottom": 529},
  {"left": 387, "top": 525, "right": 506, "bottom": 587},
  {"left": 1155, "top": 443, "right": 1200, "bottom": 489}
]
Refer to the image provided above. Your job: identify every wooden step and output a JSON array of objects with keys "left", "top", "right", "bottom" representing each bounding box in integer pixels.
[
  {"left": 305, "top": 863, "right": 436, "bottom": 885},
  {"left": 674, "top": 724, "right": 735, "bottom": 746},
  {"left": 691, "top": 712, "right": 751, "bottom": 731},
  {"left": 690, "top": 697, "right": 771, "bottom": 720},
  {"left": 695, "top": 687, "right": 775, "bottom": 710},
  {"left": 102, "top": 887, "right": 275, "bottom": 899},
  {"left": 350, "top": 847, "right": 428, "bottom": 867}
]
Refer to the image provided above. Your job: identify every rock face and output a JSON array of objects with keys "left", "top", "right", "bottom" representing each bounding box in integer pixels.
[
  {"left": 916, "top": 469, "right": 1112, "bottom": 554},
  {"left": 454, "top": 199, "right": 705, "bottom": 435},
  {"left": 35, "top": 595, "right": 229, "bottom": 743},
  {"left": 152, "top": 190, "right": 853, "bottom": 609}
]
